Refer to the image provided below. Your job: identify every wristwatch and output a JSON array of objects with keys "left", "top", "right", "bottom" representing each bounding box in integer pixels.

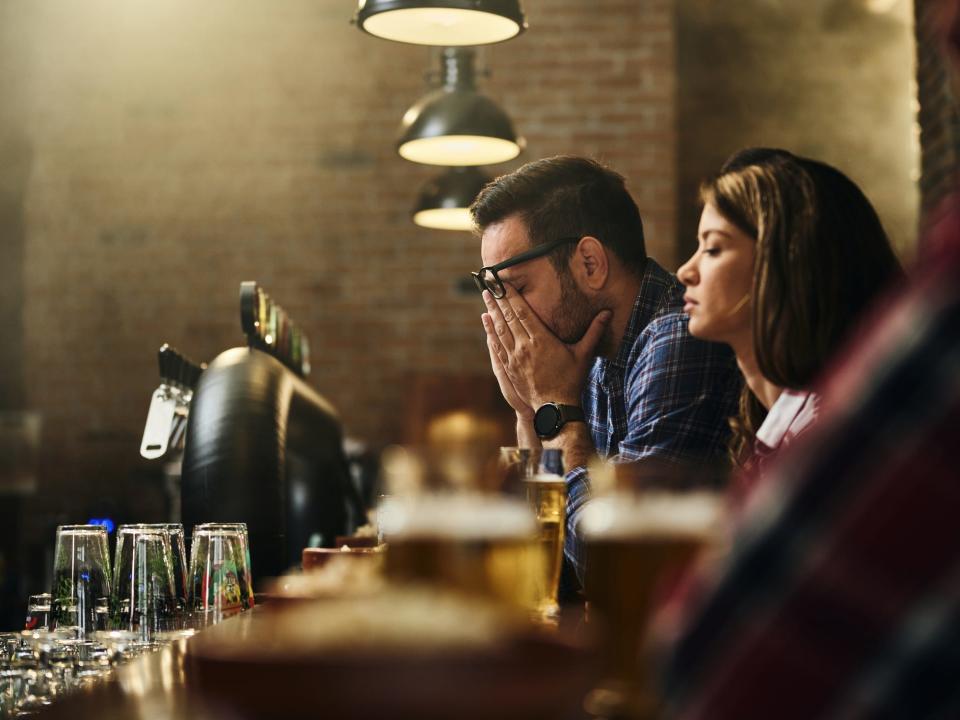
[{"left": 534, "top": 402, "right": 585, "bottom": 439}]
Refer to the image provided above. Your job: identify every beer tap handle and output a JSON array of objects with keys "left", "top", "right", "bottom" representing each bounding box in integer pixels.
[
  {"left": 177, "top": 353, "right": 192, "bottom": 389},
  {"left": 158, "top": 344, "right": 174, "bottom": 384}
]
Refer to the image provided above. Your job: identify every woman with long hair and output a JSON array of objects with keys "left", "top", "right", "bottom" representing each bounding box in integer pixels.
[{"left": 677, "top": 148, "right": 903, "bottom": 500}]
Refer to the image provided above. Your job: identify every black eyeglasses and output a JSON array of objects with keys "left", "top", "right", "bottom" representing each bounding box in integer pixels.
[{"left": 471, "top": 237, "right": 580, "bottom": 298}]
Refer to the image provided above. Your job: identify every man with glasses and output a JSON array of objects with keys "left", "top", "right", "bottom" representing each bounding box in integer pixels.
[{"left": 470, "top": 155, "right": 740, "bottom": 584}]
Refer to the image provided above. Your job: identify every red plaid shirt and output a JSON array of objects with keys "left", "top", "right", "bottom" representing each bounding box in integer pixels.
[{"left": 663, "top": 199, "right": 960, "bottom": 720}]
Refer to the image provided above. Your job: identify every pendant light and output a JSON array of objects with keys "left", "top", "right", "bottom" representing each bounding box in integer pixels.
[
  {"left": 354, "top": 0, "right": 526, "bottom": 46},
  {"left": 412, "top": 166, "right": 490, "bottom": 231},
  {"left": 397, "top": 48, "right": 524, "bottom": 166}
]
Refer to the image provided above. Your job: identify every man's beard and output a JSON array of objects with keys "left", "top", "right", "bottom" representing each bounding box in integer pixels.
[{"left": 551, "top": 269, "right": 611, "bottom": 356}]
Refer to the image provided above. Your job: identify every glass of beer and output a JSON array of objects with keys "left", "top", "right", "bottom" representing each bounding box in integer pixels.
[
  {"left": 498, "top": 446, "right": 542, "bottom": 495},
  {"left": 523, "top": 451, "right": 566, "bottom": 623},
  {"left": 580, "top": 490, "right": 724, "bottom": 720},
  {"left": 380, "top": 493, "right": 541, "bottom": 612}
]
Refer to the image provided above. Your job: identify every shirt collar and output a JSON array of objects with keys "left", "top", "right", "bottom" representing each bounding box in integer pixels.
[
  {"left": 755, "top": 389, "right": 817, "bottom": 450},
  {"left": 609, "top": 258, "right": 675, "bottom": 370}
]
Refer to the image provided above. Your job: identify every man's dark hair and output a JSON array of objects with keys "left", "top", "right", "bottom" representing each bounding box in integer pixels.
[{"left": 470, "top": 155, "right": 647, "bottom": 275}]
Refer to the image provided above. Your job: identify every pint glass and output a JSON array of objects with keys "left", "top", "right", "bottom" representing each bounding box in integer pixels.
[
  {"left": 581, "top": 491, "right": 724, "bottom": 719},
  {"left": 524, "top": 474, "right": 566, "bottom": 621},
  {"left": 381, "top": 494, "right": 540, "bottom": 611}
]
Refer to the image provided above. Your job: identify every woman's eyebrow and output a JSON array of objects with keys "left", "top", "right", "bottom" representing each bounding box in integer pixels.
[{"left": 699, "top": 228, "right": 733, "bottom": 241}]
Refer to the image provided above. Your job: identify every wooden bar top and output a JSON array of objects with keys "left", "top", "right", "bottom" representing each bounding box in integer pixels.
[{"left": 33, "top": 612, "right": 257, "bottom": 720}]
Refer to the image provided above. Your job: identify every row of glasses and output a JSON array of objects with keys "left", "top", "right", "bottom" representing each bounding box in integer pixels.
[
  {"left": 1, "top": 627, "right": 157, "bottom": 716},
  {"left": 38, "top": 522, "right": 252, "bottom": 639},
  {"left": 6, "top": 523, "right": 253, "bottom": 715}
]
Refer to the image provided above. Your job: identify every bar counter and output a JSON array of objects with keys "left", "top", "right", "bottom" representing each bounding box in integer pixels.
[
  {"left": 30, "top": 613, "right": 257, "bottom": 720},
  {"left": 26, "top": 603, "right": 597, "bottom": 720}
]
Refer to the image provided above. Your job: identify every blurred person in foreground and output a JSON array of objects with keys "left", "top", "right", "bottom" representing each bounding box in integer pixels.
[
  {"left": 470, "top": 156, "right": 741, "bottom": 585},
  {"left": 677, "top": 149, "right": 902, "bottom": 510},
  {"left": 662, "top": 16, "right": 960, "bottom": 720}
]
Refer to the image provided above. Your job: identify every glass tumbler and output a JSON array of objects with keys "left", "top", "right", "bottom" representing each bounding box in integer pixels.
[
  {"left": 24, "top": 594, "right": 51, "bottom": 632},
  {"left": 112, "top": 530, "right": 177, "bottom": 639},
  {"left": 114, "top": 524, "right": 188, "bottom": 612},
  {"left": 195, "top": 523, "right": 253, "bottom": 609},
  {"left": 51, "top": 525, "right": 111, "bottom": 637},
  {"left": 188, "top": 525, "right": 253, "bottom": 617}
]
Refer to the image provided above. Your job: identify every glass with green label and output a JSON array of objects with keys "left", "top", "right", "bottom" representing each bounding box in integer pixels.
[{"left": 188, "top": 524, "right": 253, "bottom": 620}]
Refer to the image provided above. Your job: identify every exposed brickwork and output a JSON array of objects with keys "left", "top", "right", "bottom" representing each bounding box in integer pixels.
[
  {"left": 914, "top": 0, "right": 960, "bottom": 220},
  {"left": 1, "top": 0, "right": 677, "bottom": 532}
]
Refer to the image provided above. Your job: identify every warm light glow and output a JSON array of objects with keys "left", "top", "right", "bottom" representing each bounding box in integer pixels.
[
  {"left": 362, "top": 8, "right": 520, "bottom": 46},
  {"left": 864, "top": 0, "right": 899, "bottom": 14},
  {"left": 413, "top": 207, "right": 475, "bottom": 231},
  {"left": 399, "top": 135, "right": 522, "bottom": 166}
]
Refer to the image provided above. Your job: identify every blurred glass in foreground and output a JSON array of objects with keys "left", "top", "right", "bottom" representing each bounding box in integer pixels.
[{"left": 580, "top": 471, "right": 725, "bottom": 720}]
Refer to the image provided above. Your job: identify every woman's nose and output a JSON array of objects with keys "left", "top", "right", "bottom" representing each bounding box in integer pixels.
[{"left": 677, "top": 256, "right": 698, "bottom": 286}]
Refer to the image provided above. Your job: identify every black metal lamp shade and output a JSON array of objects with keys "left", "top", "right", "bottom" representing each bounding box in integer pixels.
[
  {"left": 354, "top": 0, "right": 526, "bottom": 46},
  {"left": 412, "top": 166, "right": 491, "bottom": 230},
  {"left": 398, "top": 88, "right": 524, "bottom": 166}
]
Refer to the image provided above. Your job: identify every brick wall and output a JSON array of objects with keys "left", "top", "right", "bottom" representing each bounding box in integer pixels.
[
  {"left": 914, "top": 0, "right": 960, "bottom": 219},
  {"left": 1, "top": 0, "right": 677, "bottom": 534}
]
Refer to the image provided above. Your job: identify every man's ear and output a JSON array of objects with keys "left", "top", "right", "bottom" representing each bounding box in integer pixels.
[{"left": 571, "top": 236, "right": 609, "bottom": 290}]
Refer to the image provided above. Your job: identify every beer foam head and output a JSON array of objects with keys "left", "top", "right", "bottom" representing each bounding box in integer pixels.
[
  {"left": 378, "top": 493, "right": 537, "bottom": 540},
  {"left": 524, "top": 473, "right": 567, "bottom": 485},
  {"left": 578, "top": 491, "right": 725, "bottom": 540}
]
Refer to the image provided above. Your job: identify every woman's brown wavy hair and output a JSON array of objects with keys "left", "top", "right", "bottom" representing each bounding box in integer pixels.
[{"left": 701, "top": 148, "right": 904, "bottom": 466}]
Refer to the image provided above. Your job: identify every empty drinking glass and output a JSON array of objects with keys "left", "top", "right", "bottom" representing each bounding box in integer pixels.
[
  {"left": 24, "top": 594, "right": 51, "bottom": 632},
  {"left": 0, "top": 669, "right": 26, "bottom": 715},
  {"left": 51, "top": 525, "right": 111, "bottom": 637},
  {"left": 114, "top": 524, "right": 188, "bottom": 612},
  {"left": 188, "top": 524, "right": 252, "bottom": 618},
  {"left": 112, "top": 530, "right": 177, "bottom": 639},
  {"left": 0, "top": 633, "right": 20, "bottom": 668},
  {"left": 195, "top": 523, "right": 254, "bottom": 609}
]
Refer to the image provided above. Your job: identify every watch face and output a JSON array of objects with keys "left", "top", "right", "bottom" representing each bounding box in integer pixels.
[{"left": 534, "top": 404, "right": 561, "bottom": 437}]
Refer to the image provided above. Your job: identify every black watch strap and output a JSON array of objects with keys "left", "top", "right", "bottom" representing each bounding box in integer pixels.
[{"left": 534, "top": 402, "right": 585, "bottom": 439}]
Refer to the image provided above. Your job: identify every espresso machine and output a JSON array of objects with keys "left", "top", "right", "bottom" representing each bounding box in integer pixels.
[{"left": 144, "top": 282, "right": 365, "bottom": 587}]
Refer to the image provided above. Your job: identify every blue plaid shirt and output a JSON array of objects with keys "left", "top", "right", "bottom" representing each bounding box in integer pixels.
[{"left": 564, "top": 259, "right": 740, "bottom": 583}]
